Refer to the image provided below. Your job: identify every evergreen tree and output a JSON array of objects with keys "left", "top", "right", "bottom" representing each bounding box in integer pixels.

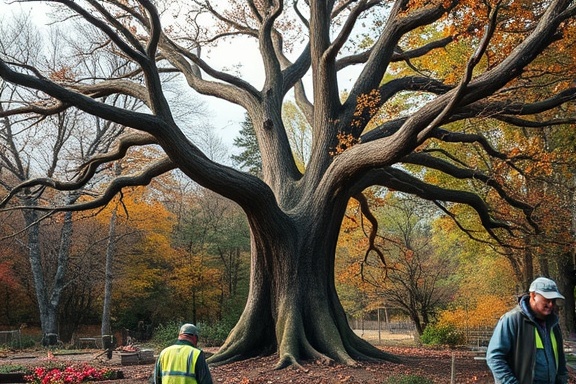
[{"left": 231, "top": 114, "right": 262, "bottom": 177}]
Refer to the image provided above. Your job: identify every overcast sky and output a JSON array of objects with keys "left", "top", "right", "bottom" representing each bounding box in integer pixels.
[
  {"left": 0, "top": 1, "right": 264, "bottom": 154},
  {"left": 1, "top": 1, "right": 362, "bottom": 160}
]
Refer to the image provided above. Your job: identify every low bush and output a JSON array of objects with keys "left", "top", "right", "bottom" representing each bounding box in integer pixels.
[
  {"left": 196, "top": 319, "right": 235, "bottom": 347},
  {"left": 149, "top": 321, "right": 180, "bottom": 350},
  {"left": 150, "top": 319, "right": 234, "bottom": 349},
  {"left": 0, "top": 364, "right": 26, "bottom": 374},
  {"left": 420, "top": 323, "right": 464, "bottom": 347}
]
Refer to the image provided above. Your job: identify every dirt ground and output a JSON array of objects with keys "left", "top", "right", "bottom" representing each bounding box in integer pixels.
[
  {"left": 1, "top": 346, "right": 494, "bottom": 383},
  {"left": 2, "top": 331, "right": 576, "bottom": 383}
]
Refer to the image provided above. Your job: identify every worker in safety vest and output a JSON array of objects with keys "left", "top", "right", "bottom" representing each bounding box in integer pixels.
[
  {"left": 486, "top": 277, "right": 568, "bottom": 384},
  {"left": 154, "top": 323, "right": 213, "bottom": 384}
]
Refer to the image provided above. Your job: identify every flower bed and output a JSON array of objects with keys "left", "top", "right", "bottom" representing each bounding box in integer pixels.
[
  {"left": 26, "top": 363, "right": 116, "bottom": 383},
  {"left": 0, "top": 363, "right": 123, "bottom": 384}
]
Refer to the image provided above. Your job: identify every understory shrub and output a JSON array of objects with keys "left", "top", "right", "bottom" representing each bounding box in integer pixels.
[
  {"left": 0, "top": 364, "right": 26, "bottom": 374},
  {"left": 0, "top": 333, "right": 37, "bottom": 350},
  {"left": 150, "top": 321, "right": 181, "bottom": 350},
  {"left": 150, "top": 319, "right": 234, "bottom": 349},
  {"left": 19, "top": 334, "right": 38, "bottom": 349},
  {"left": 196, "top": 319, "right": 235, "bottom": 347},
  {"left": 420, "top": 323, "right": 465, "bottom": 347}
]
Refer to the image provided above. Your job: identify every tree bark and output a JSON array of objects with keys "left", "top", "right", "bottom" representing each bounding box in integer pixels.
[
  {"left": 23, "top": 206, "right": 59, "bottom": 345},
  {"left": 24, "top": 206, "right": 74, "bottom": 345},
  {"left": 101, "top": 206, "right": 117, "bottom": 346},
  {"left": 209, "top": 196, "right": 399, "bottom": 367}
]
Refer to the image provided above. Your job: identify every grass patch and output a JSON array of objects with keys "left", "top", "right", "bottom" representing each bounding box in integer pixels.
[
  {"left": 0, "top": 364, "right": 28, "bottom": 374},
  {"left": 384, "top": 374, "right": 434, "bottom": 384}
]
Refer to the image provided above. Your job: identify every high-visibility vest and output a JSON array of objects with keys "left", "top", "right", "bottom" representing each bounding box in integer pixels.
[
  {"left": 535, "top": 327, "right": 558, "bottom": 369},
  {"left": 158, "top": 344, "right": 201, "bottom": 384}
]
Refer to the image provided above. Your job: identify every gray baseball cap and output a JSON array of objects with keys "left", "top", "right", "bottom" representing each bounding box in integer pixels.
[
  {"left": 529, "top": 277, "right": 565, "bottom": 300},
  {"left": 179, "top": 323, "right": 199, "bottom": 336}
]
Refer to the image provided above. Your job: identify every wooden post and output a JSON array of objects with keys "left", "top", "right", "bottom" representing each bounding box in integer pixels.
[
  {"left": 378, "top": 308, "right": 381, "bottom": 344},
  {"left": 451, "top": 353, "right": 455, "bottom": 384}
]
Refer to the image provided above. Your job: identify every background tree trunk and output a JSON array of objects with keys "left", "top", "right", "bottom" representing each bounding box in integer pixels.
[{"left": 101, "top": 206, "right": 117, "bottom": 354}]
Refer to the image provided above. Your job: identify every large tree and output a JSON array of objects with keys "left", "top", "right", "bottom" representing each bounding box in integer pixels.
[{"left": 1, "top": 0, "right": 576, "bottom": 368}]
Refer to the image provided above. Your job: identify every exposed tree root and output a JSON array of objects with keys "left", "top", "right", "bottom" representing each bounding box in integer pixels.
[
  {"left": 207, "top": 232, "right": 403, "bottom": 370},
  {"left": 207, "top": 353, "right": 243, "bottom": 367},
  {"left": 208, "top": 339, "right": 275, "bottom": 367},
  {"left": 275, "top": 354, "right": 306, "bottom": 370},
  {"left": 346, "top": 332, "right": 402, "bottom": 364},
  {"left": 209, "top": 322, "right": 401, "bottom": 369}
]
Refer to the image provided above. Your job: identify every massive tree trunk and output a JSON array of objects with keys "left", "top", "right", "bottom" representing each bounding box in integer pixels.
[{"left": 209, "top": 191, "right": 398, "bottom": 367}]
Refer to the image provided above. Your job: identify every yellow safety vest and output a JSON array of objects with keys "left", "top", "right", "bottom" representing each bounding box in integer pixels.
[
  {"left": 158, "top": 344, "right": 201, "bottom": 384},
  {"left": 535, "top": 327, "right": 558, "bottom": 369}
]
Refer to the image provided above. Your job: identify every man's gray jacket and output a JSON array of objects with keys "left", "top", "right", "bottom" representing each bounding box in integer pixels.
[{"left": 486, "top": 295, "right": 567, "bottom": 384}]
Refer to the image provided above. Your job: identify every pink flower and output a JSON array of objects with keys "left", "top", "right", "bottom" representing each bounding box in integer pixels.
[{"left": 24, "top": 363, "right": 113, "bottom": 384}]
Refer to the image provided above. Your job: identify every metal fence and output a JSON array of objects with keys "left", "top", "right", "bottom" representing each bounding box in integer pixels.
[
  {"left": 465, "top": 327, "right": 493, "bottom": 348},
  {"left": 349, "top": 319, "right": 416, "bottom": 334},
  {"left": 350, "top": 319, "right": 493, "bottom": 347}
]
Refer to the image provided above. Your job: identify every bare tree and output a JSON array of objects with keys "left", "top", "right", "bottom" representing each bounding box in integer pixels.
[
  {"left": 1, "top": 0, "right": 576, "bottom": 368},
  {"left": 363, "top": 195, "right": 456, "bottom": 335},
  {"left": 0, "top": 15, "right": 127, "bottom": 342}
]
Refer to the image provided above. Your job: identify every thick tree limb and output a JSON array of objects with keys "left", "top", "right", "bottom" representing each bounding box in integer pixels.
[
  {"left": 74, "top": 132, "right": 158, "bottom": 181},
  {"left": 327, "top": 1, "right": 377, "bottom": 62},
  {"left": 453, "top": 1, "right": 572, "bottom": 105},
  {"left": 336, "top": 36, "right": 454, "bottom": 71},
  {"left": 416, "top": 1, "right": 501, "bottom": 142},
  {"left": 350, "top": 77, "right": 452, "bottom": 136},
  {"left": 345, "top": 1, "right": 453, "bottom": 118},
  {"left": 0, "top": 98, "right": 68, "bottom": 117},
  {"left": 401, "top": 152, "right": 537, "bottom": 230},
  {"left": 1, "top": 157, "right": 175, "bottom": 212},
  {"left": 258, "top": 0, "right": 283, "bottom": 84},
  {"left": 496, "top": 115, "right": 576, "bottom": 127},
  {"left": 0, "top": 60, "right": 163, "bottom": 133},
  {"left": 432, "top": 201, "right": 502, "bottom": 247},
  {"left": 351, "top": 0, "right": 572, "bottom": 168},
  {"left": 467, "top": 87, "right": 576, "bottom": 116},
  {"left": 1, "top": 78, "right": 151, "bottom": 119},
  {"left": 47, "top": 0, "right": 148, "bottom": 65},
  {"left": 0, "top": 132, "right": 158, "bottom": 207},
  {"left": 360, "top": 86, "right": 576, "bottom": 144},
  {"left": 281, "top": 44, "right": 311, "bottom": 97},
  {"left": 161, "top": 38, "right": 261, "bottom": 103},
  {"left": 375, "top": 167, "right": 513, "bottom": 235}
]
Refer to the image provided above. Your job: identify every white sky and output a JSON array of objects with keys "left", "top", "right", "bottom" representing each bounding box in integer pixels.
[
  {"left": 0, "top": 2, "right": 362, "bottom": 156},
  {"left": 0, "top": 1, "right": 262, "bottom": 152}
]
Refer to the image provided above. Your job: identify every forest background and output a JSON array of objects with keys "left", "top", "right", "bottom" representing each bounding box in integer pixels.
[{"left": 0, "top": 0, "right": 575, "bottom": 362}]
